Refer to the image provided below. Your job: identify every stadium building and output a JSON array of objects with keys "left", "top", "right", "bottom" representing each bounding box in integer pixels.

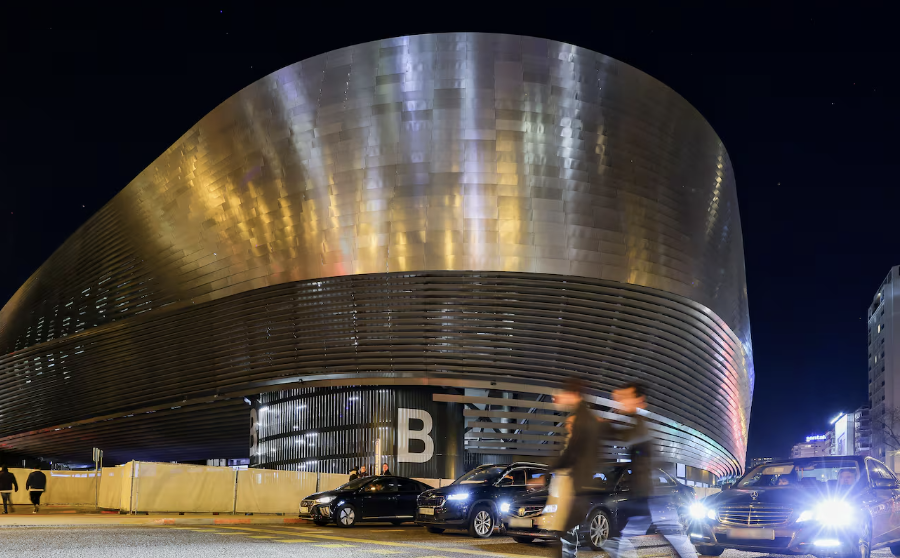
[{"left": 0, "top": 33, "right": 753, "bottom": 484}]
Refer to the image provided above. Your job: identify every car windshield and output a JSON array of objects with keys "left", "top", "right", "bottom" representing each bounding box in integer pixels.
[
  {"left": 453, "top": 466, "right": 506, "bottom": 485},
  {"left": 336, "top": 477, "right": 372, "bottom": 491},
  {"left": 736, "top": 460, "right": 862, "bottom": 489}
]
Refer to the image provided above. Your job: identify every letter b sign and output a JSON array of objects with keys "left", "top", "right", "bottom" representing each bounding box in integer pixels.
[{"left": 398, "top": 408, "right": 434, "bottom": 463}]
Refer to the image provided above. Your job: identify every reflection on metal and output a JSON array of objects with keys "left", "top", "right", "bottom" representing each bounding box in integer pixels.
[{"left": 0, "top": 33, "right": 752, "bottom": 473}]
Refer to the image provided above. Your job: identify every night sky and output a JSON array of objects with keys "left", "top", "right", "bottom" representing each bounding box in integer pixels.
[{"left": 2, "top": 4, "right": 897, "bottom": 463}]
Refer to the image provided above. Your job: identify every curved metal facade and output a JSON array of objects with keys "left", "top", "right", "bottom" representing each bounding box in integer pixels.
[{"left": 0, "top": 33, "right": 752, "bottom": 474}]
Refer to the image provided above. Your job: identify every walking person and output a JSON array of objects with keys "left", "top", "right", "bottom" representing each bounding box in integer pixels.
[
  {"left": 358, "top": 465, "right": 369, "bottom": 478},
  {"left": 348, "top": 467, "right": 359, "bottom": 481},
  {"left": 380, "top": 463, "right": 392, "bottom": 476},
  {"left": 26, "top": 468, "right": 47, "bottom": 514},
  {"left": 548, "top": 378, "right": 600, "bottom": 558},
  {"left": 603, "top": 382, "right": 697, "bottom": 558},
  {"left": 0, "top": 467, "right": 18, "bottom": 514}
]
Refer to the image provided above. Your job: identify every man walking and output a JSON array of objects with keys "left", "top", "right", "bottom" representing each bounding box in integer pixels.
[
  {"left": 0, "top": 467, "right": 18, "bottom": 514},
  {"left": 604, "top": 382, "right": 697, "bottom": 558},
  {"left": 26, "top": 468, "right": 47, "bottom": 514},
  {"left": 549, "top": 378, "right": 599, "bottom": 558},
  {"left": 358, "top": 465, "right": 369, "bottom": 478},
  {"left": 380, "top": 463, "right": 392, "bottom": 476}
]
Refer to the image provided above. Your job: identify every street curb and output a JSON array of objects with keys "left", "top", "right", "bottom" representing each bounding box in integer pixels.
[{"left": 0, "top": 516, "right": 314, "bottom": 527}]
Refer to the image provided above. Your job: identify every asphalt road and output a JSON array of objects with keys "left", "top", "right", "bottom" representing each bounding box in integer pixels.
[{"left": 0, "top": 524, "right": 892, "bottom": 558}]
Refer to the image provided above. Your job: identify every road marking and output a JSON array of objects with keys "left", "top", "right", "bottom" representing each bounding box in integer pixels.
[
  {"left": 213, "top": 525, "right": 547, "bottom": 558},
  {"left": 314, "top": 543, "right": 355, "bottom": 548},
  {"left": 275, "top": 539, "right": 312, "bottom": 543},
  {"left": 248, "top": 535, "right": 278, "bottom": 539}
]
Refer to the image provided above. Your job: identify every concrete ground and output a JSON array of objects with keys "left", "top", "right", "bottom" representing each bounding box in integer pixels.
[{"left": 0, "top": 523, "right": 890, "bottom": 558}]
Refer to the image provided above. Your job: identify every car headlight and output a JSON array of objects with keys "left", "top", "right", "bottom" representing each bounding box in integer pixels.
[
  {"left": 447, "top": 493, "right": 470, "bottom": 501},
  {"left": 544, "top": 504, "right": 558, "bottom": 513},
  {"left": 815, "top": 501, "right": 854, "bottom": 526},
  {"left": 500, "top": 502, "right": 510, "bottom": 513},
  {"left": 315, "top": 496, "right": 335, "bottom": 504},
  {"left": 689, "top": 503, "right": 709, "bottom": 520},
  {"left": 797, "top": 510, "right": 814, "bottom": 523}
]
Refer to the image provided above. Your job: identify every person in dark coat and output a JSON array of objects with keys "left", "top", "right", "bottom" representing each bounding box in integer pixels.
[
  {"left": 348, "top": 467, "right": 359, "bottom": 482},
  {"left": 549, "top": 377, "right": 600, "bottom": 558},
  {"left": 0, "top": 467, "right": 18, "bottom": 514},
  {"left": 358, "top": 465, "right": 369, "bottom": 478},
  {"left": 603, "top": 382, "right": 697, "bottom": 558},
  {"left": 26, "top": 468, "right": 47, "bottom": 513},
  {"left": 380, "top": 463, "right": 392, "bottom": 476}
]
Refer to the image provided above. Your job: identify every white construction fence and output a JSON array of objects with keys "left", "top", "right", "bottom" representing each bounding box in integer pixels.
[{"left": 4, "top": 463, "right": 456, "bottom": 514}]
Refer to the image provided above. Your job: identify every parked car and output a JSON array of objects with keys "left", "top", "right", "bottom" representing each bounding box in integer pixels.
[
  {"left": 300, "top": 476, "right": 433, "bottom": 527},
  {"left": 688, "top": 456, "right": 900, "bottom": 558},
  {"left": 501, "top": 464, "right": 694, "bottom": 550},
  {"left": 415, "top": 462, "right": 549, "bottom": 538}
]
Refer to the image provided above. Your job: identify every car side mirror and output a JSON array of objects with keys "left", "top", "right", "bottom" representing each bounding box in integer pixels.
[{"left": 874, "top": 478, "right": 899, "bottom": 489}]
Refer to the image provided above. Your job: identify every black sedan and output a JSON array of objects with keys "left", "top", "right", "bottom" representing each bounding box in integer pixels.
[
  {"left": 501, "top": 464, "right": 695, "bottom": 549},
  {"left": 688, "top": 456, "right": 900, "bottom": 558},
  {"left": 300, "top": 476, "right": 433, "bottom": 527},
  {"left": 416, "top": 462, "right": 549, "bottom": 538}
]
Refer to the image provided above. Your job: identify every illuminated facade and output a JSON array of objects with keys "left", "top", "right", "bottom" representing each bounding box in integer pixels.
[
  {"left": 869, "top": 266, "right": 898, "bottom": 461},
  {"left": 0, "top": 33, "right": 753, "bottom": 476}
]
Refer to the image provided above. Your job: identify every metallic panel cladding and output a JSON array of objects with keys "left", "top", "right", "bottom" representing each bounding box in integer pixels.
[{"left": 0, "top": 33, "right": 752, "bottom": 473}]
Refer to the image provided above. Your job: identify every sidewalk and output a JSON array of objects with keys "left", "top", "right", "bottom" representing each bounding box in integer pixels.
[{"left": 0, "top": 506, "right": 310, "bottom": 527}]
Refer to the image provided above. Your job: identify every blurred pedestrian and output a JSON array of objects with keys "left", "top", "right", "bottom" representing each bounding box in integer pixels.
[
  {"left": 548, "top": 378, "right": 599, "bottom": 558},
  {"left": 358, "top": 465, "right": 369, "bottom": 478},
  {"left": 26, "top": 468, "right": 47, "bottom": 513},
  {"left": 348, "top": 467, "right": 359, "bottom": 481},
  {"left": 380, "top": 463, "right": 392, "bottom": 476},
  {"left": 0, "top": 467, "right": 18, "bottom": 514},
  {"left": 603, "top": 382, "right": 697, "bottom": 558}
]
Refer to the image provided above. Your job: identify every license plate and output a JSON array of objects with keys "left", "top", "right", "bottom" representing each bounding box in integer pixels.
[
  {"left": 419, "top": 507, "right": 435, "bottom": 516},
  {"left": 508, "top": 517, "right": 533, "bottom": 528},
  {"left": 300, "top": 507, "right": 309, "bottom": 514},
  {"left": 728, "top": 528, "right": 775, "bottom": 540}
]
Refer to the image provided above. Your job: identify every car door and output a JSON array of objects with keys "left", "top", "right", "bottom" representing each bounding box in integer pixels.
[
  {"left": 867, "top": 460, "right": 900, "bottom": 544},
  {"left": 650, "top": 469, "right": 681, "bottom": 533},
  {"left": 395, "top": 479, "right": 422, "bottom": 518},
  {"left": 359, "top": 477, "right": 398, "bottom": 518},
  {"left": 615, "top": 469, "right": 636, "bottom": 530}
]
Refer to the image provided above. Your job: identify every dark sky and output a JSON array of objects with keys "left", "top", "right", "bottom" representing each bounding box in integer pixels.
[{"left": 2, "top": 3, "right": 897, "bottom": 462}]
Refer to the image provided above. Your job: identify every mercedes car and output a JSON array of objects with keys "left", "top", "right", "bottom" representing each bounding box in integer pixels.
[
  {"left": 688, "top": 456, "right": 900, "bottom": 558},
  {"left": 300, "top": 476, "right": 433, "bottom": 527},
  {"left": 415, "top": 462, "right": 549, "bottom": 538},
  {"left": 501, "top": 464, "right": 695, "bottom": 549}
]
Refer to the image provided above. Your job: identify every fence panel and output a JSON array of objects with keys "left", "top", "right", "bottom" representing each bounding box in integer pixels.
[
  {"left": 0, "top": 469, "right": 98, "bottom": 506},
  {"left": 133, "top": 462, "right": 234, "bottom": 512},
  {"left": 98, "top": 466, "right": 123, "bottom": 509},
  {"left": 235, "top": 470, "right": 317, "bottom": 514}
]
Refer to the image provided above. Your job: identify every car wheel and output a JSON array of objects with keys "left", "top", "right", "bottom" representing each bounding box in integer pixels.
[
  {"left": 697, "top": 546, "right": 725, "bottom": 557},
  {"left": 853, "top": 520, "right": 872, "bottom": 558},
  {"left": 425, "top": 526, "right": 445, "bottom": 534},
  {"left": 335, "top": 504, "right": 357, "bottom": 527},
  {"left": 586, "top": 509, "right": 612, "bottom": 551},
  {"left": 512, "top": 536, "right": 534, "bottom": 543},
  {"left": 313, "top": 519, "right": 330, "bottom": 527},
  {"left": 468, "top": 505, "right": 494, "bottom": 538}
]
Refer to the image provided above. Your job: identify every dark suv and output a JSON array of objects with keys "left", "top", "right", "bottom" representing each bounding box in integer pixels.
[{"left": 415, "top": 462, "right": 548, "bottom": 538}]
